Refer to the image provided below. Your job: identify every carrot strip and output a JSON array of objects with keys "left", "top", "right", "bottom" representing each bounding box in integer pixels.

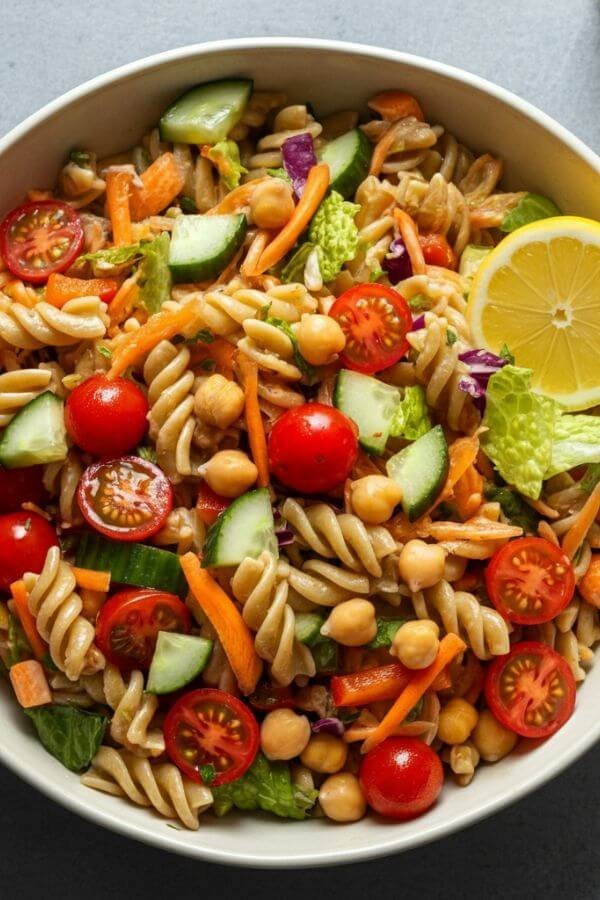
[
  {"left": 453, "top": 464, "right": 484, "bottom": 521},
  {"left": 236, "top": 352, "right": 270, "bottom": 488},
  {"left": 188, "top": 336, "right": 236, "bottom": 378},
  {"left": 108, "top": 272, "right": 141, "bottom": 330},
  {"left": 180, "top": 553, "right": 262, "bottom": 695},
  {"left": 250, "top": 164, "right": 330, "bottom": 275},
  {"left": 361, "top": 634, "right": 466, "bottom": 753},
  {"left": 105, "top": 170, "right": 133, "bottom": 246},
  {"left": 10, "top": 580, "right": 47, "bottom": 661},
  {"left": 331, "top": 662, "right": 450, "bottom": 707},
  {"left": 129, "top": 153, "right": 185, "bottom": 221},
  {"left": 580, "top": 555, "right": 600, "bottom": 608},
  {"left": 46, "top": 273, "right": 120, "bottom": 308},
  {"left": 393, "top": 208, "right": 426, "bottom": 275},
  {"left": 368, "top": 91, "right": 424, "bottom": 122},
  {"left": 369, "top": 122, "right": 403, "bottom": 177},
  {"left": 107, "top": 299, "right": 203, "bottom": 379},
  {"left": 206, "top": 178, "right": 268, "bottom": 215},
  {"left": 562, "top": 482, "right": 600, "bottom": 560},
  {"left": 436, "top": 433, "right": 480, "bottom": 510},
  {"left": 10, "top": 659, "right": 52, "bottom": 708},
  {"left": 72, "top": 567, "right": 111, "bottom": 593}
]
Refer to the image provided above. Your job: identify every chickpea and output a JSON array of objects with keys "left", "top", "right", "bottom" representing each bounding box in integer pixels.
[
  {"left": 200, "top": 450, "right": 257, "bottom": 498},
  {"left": 249, "top": 178, "right": 295, "bottom": 230},
  {"left": 391, "top": 619, "right": 439, "bottom": 670},
  {"left": 319, "top": 773, "right": 366, "bottom": 823},
  {"left": 438, "top": 698, "right": 479, "bottom": 745},
  {"left": 321, "top": 598, "right": 377, "bottom": 647},
  {"left": 194, "top": 374, "right": 245, "bottom": 429},
  {"left": 260, "top": 708, "right": 311, "bottom": 760},
  {"left": 300, "top": 733, "right": 348, "bottom": 774},
  {"left": 398, "top": 539, "right": 446, "bottom": 592},
  {"left": 443, "top": 554, "right": 468, "bottom": 584},
  {"left": 472, "top": 709, "right": 518, "bottom": 762},
  {"left": 350, "top": 475, "right": 403, "bottom": 525},
  {"left": 295, "top": 314, "right": 346, "bottom": 366}
]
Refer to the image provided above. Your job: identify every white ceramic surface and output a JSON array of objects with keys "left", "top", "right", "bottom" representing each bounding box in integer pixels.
[{"left": 1, "top": 38, "right": 599, "bottom": 868}]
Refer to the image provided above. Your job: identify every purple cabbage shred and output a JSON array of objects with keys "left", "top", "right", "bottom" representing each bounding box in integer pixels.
[
  {"left": 410, "top": 313, "right": 426, "bottom": 331},
  {"left": 311, "top": 717, "right": 345, "bottom": 737},
  {"left": 457, "top": 349, "right": 508, "bottom": 412},
  {"left": 382, "top": 237, "right": 413, "bottom": 284},
  {"left": 276, "top": 528, "right": 295, "bottom": 548},
  {"left": 281, "top": 133, "right": 317, "bottom": 197}
]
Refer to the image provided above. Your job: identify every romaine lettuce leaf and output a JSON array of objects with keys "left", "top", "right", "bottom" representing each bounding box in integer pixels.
[
  {"left": 203, "top": 140, "right": 247, "bottom": 190},
  {"left": 25, "top": 706, "right": 107, "bottom": 773},
  {"left": 280, "top": 242, "right": 316, "bottom": 283},
  {"left": 545, "top": 413, "right": 600, "bottom": 478},
  {"left": 500, "top": 193, "right": 561, "bottom": 233},
  {"left": 389, "top": 385, "right": 432, "bottom": 440},
  {"left": 211, "top": 753, "right": 318, "bottom": 819},
  {"left": 138, "top": 233, "right": 172, "bottom": 314},
  {"left": 76, "top": 242, "right": 145, "bottom": 273},
  {"left": 308, "top": 191, "right": 359, "bottom": 281}
]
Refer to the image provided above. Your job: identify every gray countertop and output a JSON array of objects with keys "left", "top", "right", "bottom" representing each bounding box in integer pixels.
[{"left": 1, "top": 1, "right": 599, "bottom": 897}]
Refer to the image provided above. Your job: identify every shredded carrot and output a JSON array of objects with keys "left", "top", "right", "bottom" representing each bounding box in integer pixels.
[
  {"left": 108, "top": 271, "right": 141, "bottom": 331},
  {"left": 10, "top": 659, "right": 52, "bottom": 708},
  {"left": 579, "top": 555, "right": 600, "bottom": 608},
  {"left": 129, "top": 152, "right": 185, "bottom": 221},
  {"left": 80, "top": 588, "right": 106, "bottom": 621},
  {"left": 369, "top": 122, "right": 403, "bottom": 177},
  {"left": 331, "top": 662, "right": 450, "bottom": 707},
  {"left": 368, "top": 91, "right": 424, "bottom": 122},
  {"left": 436, "top": 433, "right": 481, "bottom": 510},
  {"left": 188, "top": 336, "right": 236, "bottom": 378},
  {"left": 46, "top": 273, "right": 120, "bottom": 308},
  {"left": 250, "top": 164, "right": 330, "bottom": 275},
  {"left": 240, "top": 229, "right": 272, "bottom": 278},
  {"left": 206, "top": 178, "right": 268, "bottom": 215},
  {"left": 562, "top": 482, "right": 600, "bottom": 559},
  {"left": 72, "top": 567, "right": 111, "bottom": 593},
  {"left": 107, "top": 299, "right": 203, "bottom": 379},
  {"left": 236, "top": 352, "right": 270, "bottom": 488},
  {"left": 180, "top": 553, "right": 262, "bottom": 695},
  {"left": 428, "top": 518, "right": 523, "bottom": 542},
  {"left": 393, "top": 208, "right": 426, "bottom": 275},
  {"left": 361, "top": 634, "right": 466, "bottom": 753},
  {"left": 105, "top": 170, "right": 133, "bottom": 246},
  {"left": 10, "top": 580, "right": 47, "bottom": 661},
  {"left": 453, "top": 464, "right": 484, "bottom": 520}
]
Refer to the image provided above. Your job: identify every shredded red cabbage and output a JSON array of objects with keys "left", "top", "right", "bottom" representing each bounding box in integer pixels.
[
  {"left": 281, "top": 133, "right": 316, "bottom": 196},
  {"left": 410, "top": 313, "right": 426, "bottom": 331},
  {"left": 382, "top": 237, "right": 413, "bottom": 284},
  {"left": 311, "top": 717, "right": 345, "bottom": 737},
  {"left": 457, "top": 348, "right": 509, "bottom": 412},
  {"left": 276, "top": 528, "right": 295, "bottom": 548}
]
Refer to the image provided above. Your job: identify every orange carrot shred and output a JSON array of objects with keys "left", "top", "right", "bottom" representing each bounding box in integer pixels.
[
  {"left": 206, "top": 178, "right": 269, "bottom": 216},
  {"left": 188, "top": 337, "right": 235, "bottom": 378},
  {"left": 453, "top": 464, "right": 484, "bottom": 521},
  {"left": 393, "top": 208, "right": 426, "bottom": 275},
  {"left": 368, "top": 91, "right": 424, "bottom": 122},
  {"left": 108, "top": 272, "right": 141, "bottom": 331},
  {"left": 129, "top": 153, "right": 185, "bottom": 221},
  {"left": 237, "top": 352, "right": 270, "bottom": 488},
  {"left": 10, "top": 580, "right": 47, "bottom": 661},
  {"left": 105, "top": 170, "right": 133, "bottom": 246},
  {"left": 562, "top": 482, "right": 600, "bottom": 560},
  {"left": 72, "top": 568, "right": 111, "bottom": 593}
]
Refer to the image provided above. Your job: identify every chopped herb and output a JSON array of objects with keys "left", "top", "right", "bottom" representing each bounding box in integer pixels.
[
  {"left": 166, "top": 823, "right": 182, "bottom": 831},
  {"left": 499, "top": 343, "right": 515, "bottom": 364},
  {"left": 194, "top": 328, "right": 215, "bottom": 344},
  {"left": 258, "top": 303, "right": 272, "bottom": 321},
  {"left": 69, "top": 148, "right": 92, "bottom": 168},
  {"left": 179, "top": 196, "right": 197, "bottom": 213},
  {"left": 408, "top": 293, "right": 430, "bottom": 311},
  {"left": 98, "top": 346, "right": 112, "bottom": 359},
  {"left": 446, "top": 329, "right": 458, "bottom": 346},
  {"left": 200, "top": 359, "right": 216, "bottom": 372},
  {"left": 369, "top": 268, "right": 385, "bottom": 283},
  {"left": 200, "top": 763, "right": 217, "bottom": 785},
  {"left": 266, "top": 317, "right": 317, "bottom": 381},
  {"left": 266, "top": 167, "right": 291, "bottom": 182},
  {"left": 137, "top": 446, "right": 157, "bottom": 464}
]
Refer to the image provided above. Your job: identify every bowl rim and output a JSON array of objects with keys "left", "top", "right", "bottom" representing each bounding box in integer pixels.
[{"left": 1, "top": 36, "right": 599, "bottom": 868}]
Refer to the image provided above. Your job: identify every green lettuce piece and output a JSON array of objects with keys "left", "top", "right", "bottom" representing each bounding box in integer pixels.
[
  {"left": 280, "top": 242, "right": 315, "bottom": 283},
  {"left": 483, "top": 483, "right": 539, "bottom": 534},
  {"left": 390, "top": 386, "right": 432, "bottom": 441},
  {"left": 367, "top": 617, "right": 405, "bottom": 649},
  {"left": 138, "top": 233, "right": 172, "bottom": 314},
  {"left": 266, "top": 167, "right": 291, "bottom": 182},
  {"left": 6, "top": 613, "right": 33, "bottom": 667},
  {"left": 211, "top": 753, "right": 318, "bottom": 819},
  {"left": 266, "top": 317, "right": 316, "bottom": 381},
  {"left": 500, "top": 193, "right": 561, "bottom": 233},
  {"left": 25, "top": 706, "right": 108, "bottom": 773},
  {"left": 581, "top": 463, "right": 600, "bottom": 494},
  {"left": 545, "top": 414, "right": 600, "bottom": 478},
  {"left": 311, "top": 637, "right": 339, "bottom": 674},
  {"left": 308, "top": 191, "right": 359, "bottom": 281},
  {"left": 482, "top": 365, "right": 556, "bottom": 498},
  {"left": 205, "top": 140, "right": 247, "bottom": 190},
  {"left": 76, "top": 242, "right": 145, "bottom": 273}
]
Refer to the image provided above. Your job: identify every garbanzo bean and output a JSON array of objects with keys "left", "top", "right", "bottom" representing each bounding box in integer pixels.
[
  {"left": 319, "top": 773, "right": 366, "bottom": 822},
  {"left": 438, "top": 698, "right": 479, "bottom": 745},
  {"left": 260, "top": 708, "right": 311, "bottom": 760},
  {"left": 472, "top": 709, "right": 518, "bottom": 762},
  {"left": 398, "top": 539, "right": 446, "bottom": 592},
  {"left": 300, "top": 733, "right": 348, "bottom": 774},
  {"left": 321, "top": 598, "right": 377, "bottom": 646},
  {"left": 250, "top": 178, "right": 295, "bottom": 230},
  {"left": 194, "top": 374, "right": 245, "bottom": 429},
  {"left": 200, "top": 450, "right": 257, "bottom": 498},
  {"left": 295, "top": 314, "right": 346, "bottom": 366},
  {"left": 391, "top": 619, "right": 439, "bottom": 669},
  {"left": 350, "top": 475, "right": 403, "bottom": 525}
]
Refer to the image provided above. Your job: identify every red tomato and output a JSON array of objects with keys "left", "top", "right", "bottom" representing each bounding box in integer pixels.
[
  {"left": 418, "top": 233, "right": 457, "bottom": 270},
  {"left": 268, "top": 403, "right": 358, "bottom": 494},
  {"left": 485, "top": 537, "right": 574, "bottom": 625},
  {"left": 196, "top": 482, "right": 230, "bottom": 526},
  {"left": 77, "top": 456, "right": 173, "bottom": 541},
  {"left": 164, "top": 688, "right": 260, "bottom": 786},
  {"left": 485, "top": 641, "right": 576, "bottom": 739},
  {"left": 0, "top": 512, "right": 58, "bottom": 590},
  {"left": 65, "top": 375, "right": 149, "bottom": 457},
  {"left": 0, "top": 466, "right": 47, "bottom": 514},
  {"left": 0, "top": 201, "right": 84, "bottom": 284},
  {"left": 95, "top": 588, "right": 191, "bottom": 671},
  {"left": 329, "top": 284, "right": 412, "bottom": 374},
  {"left": 360, "top": 737, "right": 443, "bottom": 820},
  {"left": 248, "top": 682, "right": 296, "bottom": 711}
]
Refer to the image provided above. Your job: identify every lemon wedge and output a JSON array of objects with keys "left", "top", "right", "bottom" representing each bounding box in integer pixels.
[{"left": 467, "top": 216, "right": 600, "bottom": 410}]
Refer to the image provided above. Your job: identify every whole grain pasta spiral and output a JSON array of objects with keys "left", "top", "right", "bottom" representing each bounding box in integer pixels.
[
  {"left": 0, "top": 296, "right": 109, "bottom": 350},
  {"left": 199, "top": 280, "right": 317, "bottom": 337},
  {"left": 0, "top": 368, "right": 53, "bottom": 427}
]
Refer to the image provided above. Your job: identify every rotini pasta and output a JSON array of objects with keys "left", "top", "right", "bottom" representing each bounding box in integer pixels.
[
  {"left": 0, "top": 368, "right": 53, "bottom": 427},
  {"left": 199, "top": 279, "right": 317, "bottom": 337},
  {"left": 0, "top": 296, "right": 109, "bottom": 350}
]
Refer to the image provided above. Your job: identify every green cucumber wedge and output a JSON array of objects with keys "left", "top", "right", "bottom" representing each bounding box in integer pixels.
[
  {"left": 75, "top": 532, "right": 187, "bottom": 595},
  {"left": 333, "top": 369, "right": 400, "bottom": 454},
  {"left": 294, "top": 612, "right": 326, "bottom": 646},
  {"left": 146, "top": 632, "right": 213, "bottom": 694},
  {"left": 159, "top": 78, "right": 253, "bottom": 144},
  {"left": 0, "top": 392, "right": 67, "bottom": 469},
  {"left": 319, "top": 129, "right": 372, "bottom": 199},
  {"left": 386, "top": 424, "right": 449, "bottom": 521},
  {"left": 168, "top": 213, "right": 247, "bottom": 283},
  {"left": 202, "top": 488, "right": 277, "bottom": 568}
]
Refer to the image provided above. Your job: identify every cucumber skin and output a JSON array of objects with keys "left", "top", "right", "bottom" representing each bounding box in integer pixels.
[
  {"left": 387, "top": 425, "right": 449, "bottom": 521},
  {"left": 320, "top": 129, "right": 372, "bottom": 199},
  {"left": 0, "top": 391, "right": 67, "bottom": 469},
  {"left": 333, "top": 369, "right": 400, "bottom": 455},
  {"left": 75, "top": 532, "right": 187, "bottom": 596},
  {"left": 202, "top": 488, "right": 277, "bottom": 569},
  {"left": 146, "top": 633, "right": 213, "bottom": 695},
  {"left": 168, "top": 214, "right": 247, "bottom": 283},
  {"left": 294, "top": 612, "right": 326, "bottom": 646},
  {"left": 159, "top": 78, "right": 253, "bottom": 144}
]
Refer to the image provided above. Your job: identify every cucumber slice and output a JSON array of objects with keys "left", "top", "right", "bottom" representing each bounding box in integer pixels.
[
  {"left": 367, "top": 617, "right": 406, "bottom": 649},
  {"left": 319, "top": 129, "right": 372, "bottom": 199},
  {"left": 0, "top": 392, "right": 67, "bottom": 469},
  {"left": 146, "top": 632, "right": 213, "bottom": 694},
  {"left": 75, "top": 532, "right": 187, "bottom": 595},
  {"left": 333, "top": 369, "right": 400, "bottom": 454},
  {"left": 294, "top": 612, "right": 326, "bottom": 646},
  {"left": 386, "top": 425, "right": 449, "bottom": 521},
  {"left": 202, "top": 488, "right": 277, "bottom": 568},
  {"left": 159, "top": 78, "right": 253, "bottom": 144},
  {"left": 311, "top": 637, "right": 339, "bottom": 675},
  {"left": 459, "top": 244, "right": 493, "bottom": 288},
  {"left": 168, "top": 213, "right": 247, "bottom": 283}
]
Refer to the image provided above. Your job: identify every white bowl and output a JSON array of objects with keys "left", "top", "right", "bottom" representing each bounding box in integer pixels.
[{"left": 1, "top": 38, "right": 599, "bottom": 869}]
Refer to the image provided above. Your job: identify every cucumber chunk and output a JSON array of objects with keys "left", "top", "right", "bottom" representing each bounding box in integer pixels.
[
  {"left": 294, "top": 612, "right": 326, "bottom": 646},
  {"left": 202, "top": 488, "right": 277, "bottom": 568},
  {"left": 333, "top": 369, "right": 400, "bottom": 454},
  {"left": 75, "top": 532, "right": 187, "bottom": 595},
  {"left": 168, "top": 213, "right": 247, "bottom": 283},
  {"left": 159, "top": 78, "right": 253, "bottom": 144},
  {"left": 386, "top": 425, "right": 449, "bottom": 521},
  {"left": 0, "top": 392, "right": 67, "bottom": 469},
  {"left": 146, "top": 632, "right": 213, "bottom": 694},
  {"left": 319, "top": 129, "right": 372, "bottom": 199},
  {"left": 367, "top": 617, "right": 406, "bottom": 649}
]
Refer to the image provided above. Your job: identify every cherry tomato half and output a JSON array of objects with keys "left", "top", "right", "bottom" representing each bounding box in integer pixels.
[
  {"left": 418, "top": 233, "right": 457, "bottom": 270},
  {"left": 329, "top": 284, "right": 412, "bottom": 374},
  {"left": 66, "top": 375, "right": 149, "bottom": 457},
  {"left": 196, "top": 482, "right": 230, "bottom": 526},
  {"left": 485, "top": 641, "right": 576, "bottom": 739},
  {"left": 486, "top": 537, "right": 575, "bottom": 625},
  {"left": 164, "top": 688, "right": 260, "bottom": 786},
  {"left": 77, "top": 456, "right": 173, "bottom": 541},
  {"left": 360, "top": 736, "right": 443, "bottom": 820},
  {"left": 0, "top": 466, "right": 47, "bottom": 514},
  {"left": 0, "top": 201, "right": 84, "bottom": 284},
  {"left": 95, "top": 588, "right": 191, "bottom": 671},
  {"left": 268, "top": 402, "right": 358, "bottom": 494},
  {"left": 0, "top": 512, "right": 58, "bottom": 590}
]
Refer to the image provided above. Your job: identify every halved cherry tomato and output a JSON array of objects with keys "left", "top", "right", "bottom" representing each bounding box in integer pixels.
[
  {"left": 66, "top": 375, "right": 148, "bottom": 457},
  {"left": 248, "top": 682, "right": 296, "bottom": 711},
  {"left": 77, "top": 456, "right": 173, "bottom": 541},
  {"left": 0, "top": 467, "right": 47, "bottom": 514},
  {"left": 329, "top": 284, "right": 412, "bottom": 374},
  {"left": 196, "top": 482, "right": 230, "bottom": 526},
  {"left": 95, "top": 587, "right": 191, "bottom": 671},
  {"left": 418, "top": 233, "right": 457, "bottom": 270},
  {"left": 485, "top": 537, "right": 574, "bottom": 625},
  {"left": 360, "top": 736, "right": 443, "bottom": 820},
  {"left": 0, "top": 512, "right": 58, "bottom": 590},
  {"left": 268, "top": 402, "right": 358, "bottom": 494},
  {"left": 485, "top": 641, "right": 576, "bottom": 739},
  {"left": 0, "top": 201, "right": 84, "bottom": 284},
  {"left": 45, "top": 272, "right": 119, "bottom": 307},
  {"left": 164, "top": 688, "right": 260, "bottom": 786}
]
